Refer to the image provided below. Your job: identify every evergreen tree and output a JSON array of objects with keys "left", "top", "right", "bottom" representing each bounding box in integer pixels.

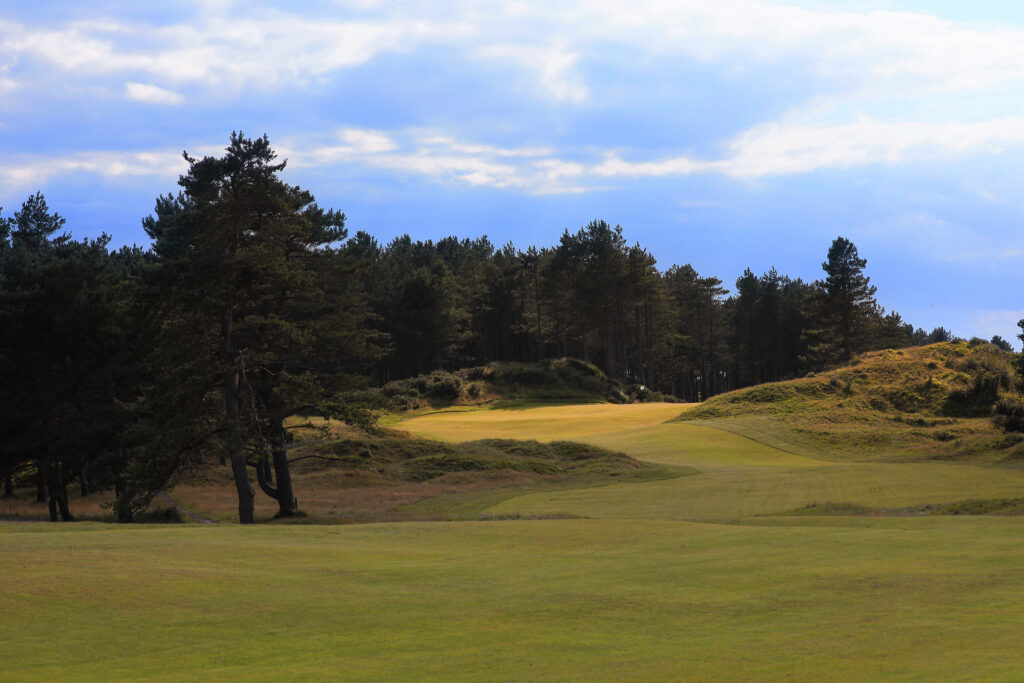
[
  {"left": 0, "top": 195, "right": 125, "bottom": 520},
  {"left": 143, "top": 132, "right": 362, "bottom": 523}
]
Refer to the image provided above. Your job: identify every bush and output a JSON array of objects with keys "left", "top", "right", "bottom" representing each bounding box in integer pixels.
[
  {"left": 382, "top": 370, "right": 463, "bottom": 402},
  {"left": 994, "top": 397, "right": 1024, "bottom": 433},
  {"left": 134, "top": 506, "right": 183, "bottom": 523}
]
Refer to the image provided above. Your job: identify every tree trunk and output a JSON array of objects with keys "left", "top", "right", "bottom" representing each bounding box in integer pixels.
[
  {"left": 35, "top": 460, "right": 47, "bottom": 503},
  {"left": 254, "top": 420, "right": 298, "bottom": 518},
  {"left": 79, "top": 469, "right": 90, "bottom": 497},
  {"left": 2, "top": 473, "right": 12, "bottom": 499},
  {"left": 46, "top": 462, "right": 74, "bottom": 522},
  {"left": 222, "top": 310, "right": 254, "bottom": 524},
  {"left": 270, "top": 429, "right": 297, "bottom": 517}
]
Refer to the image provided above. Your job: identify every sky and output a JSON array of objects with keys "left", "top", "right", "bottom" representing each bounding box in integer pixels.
[{"left": 1, "top": 0, "right": 1022, "bottom": 344}]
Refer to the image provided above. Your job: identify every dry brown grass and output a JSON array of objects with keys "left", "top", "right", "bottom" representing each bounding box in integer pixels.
[
  {"left": 170, "top": 468, "right": 553, "bottom": 523},
  {"left": 0, "top": 488, "right": 115, "bottom": 520}
]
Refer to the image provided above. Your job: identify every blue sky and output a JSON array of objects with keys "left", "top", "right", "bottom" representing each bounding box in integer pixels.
[{"left": 2, "top": 1, "right": 1023, "bottom": 344}]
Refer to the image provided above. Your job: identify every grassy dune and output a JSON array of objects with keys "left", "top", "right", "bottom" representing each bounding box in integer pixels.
[{"left": 674, "top": 343, "right": 1024, "bottom": 463}]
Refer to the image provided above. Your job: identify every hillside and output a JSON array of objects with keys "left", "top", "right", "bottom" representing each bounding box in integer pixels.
[
  {"left": 675, "top": 341, "right": 1024, "bottom": 463},
  {"left": 375, "top": 357, "right": 676, "bottom": 411}
]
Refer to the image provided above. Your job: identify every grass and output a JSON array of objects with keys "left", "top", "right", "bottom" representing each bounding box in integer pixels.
[
  {"left": 6, "top": 518, "right": 1024, "bottom": 680},
  {"left": 403, "top": 403, "right": 1024, "bottom": 521},
  {"left": 165, "top": 431, "right": 675, "bottom": 524},
  {"left": 670, "top": 342, "right": 1024, "bottom": 463},
  {"left": 7, "top": 355, "right": 1024, "bottom": 680}
]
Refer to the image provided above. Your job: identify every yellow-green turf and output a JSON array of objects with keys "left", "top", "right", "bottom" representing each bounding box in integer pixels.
[
  {"left": 403, "top": 403, "right": 1024, "bottom": 520},
  {"left": 6, "top": 402, "right": 1024, "bottom": 680}
]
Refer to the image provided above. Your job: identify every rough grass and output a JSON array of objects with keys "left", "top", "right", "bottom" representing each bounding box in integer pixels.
[
  {"left": 783, "top": 498, "right": 1024, "bottom": 517},
  {"left": 0, "top": 428, "right": 672, "bottom": 525},
  {"left": 164, "top": 432, "right": 673, "bottom": 523},
  {"left": 671, "top": 342, "right": 1024, "bottom": 462}
]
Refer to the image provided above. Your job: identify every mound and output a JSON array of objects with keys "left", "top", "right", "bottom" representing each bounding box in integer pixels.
[
  {"left": 378, "top": 358, "right": 678, "bottom": 410},
  {"left": 166, "top": 430, "right": 668, "bottom": 523},
  {"left": 674, "top": 341, "right": 1024, "bottom": 462}
]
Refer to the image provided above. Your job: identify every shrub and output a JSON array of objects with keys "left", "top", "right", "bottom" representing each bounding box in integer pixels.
[
  {"left": 134, "top": 506, "right": 183, "bottom": 523},
  {"left": 994, "top": 398, "right": 1024, "bottom": 433},
  {"left": 382, "top": 370, "right": 463, "bottom": 402}
]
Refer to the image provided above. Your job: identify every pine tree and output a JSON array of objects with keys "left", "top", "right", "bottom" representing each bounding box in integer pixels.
[{"left": 143, "top": 132, "right": 364, "bottom": 523}]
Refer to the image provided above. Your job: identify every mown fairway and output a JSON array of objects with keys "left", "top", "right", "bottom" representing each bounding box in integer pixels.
[
  {"left": 5, "top": 402, "right": 1024, "bottom": 680},
  {"left": 404, "top": 403, "right": 1024, "bottom": 520}
]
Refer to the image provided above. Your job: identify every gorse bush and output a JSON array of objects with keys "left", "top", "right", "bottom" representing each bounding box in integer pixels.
[
  {"left": 376, "top": 358, "right": 659, "bottom": 410},
  {"left": 383, "top": 370, "right": 464, "bottom": 402},
  {"left": 944, "top": 348, "right": 1015, "bottom": 417},
  {"left": 993, "top": 398, "right": 1024, "bottom": 433}
]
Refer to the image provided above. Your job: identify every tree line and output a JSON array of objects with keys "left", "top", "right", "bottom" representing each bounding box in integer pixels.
[{"left": 0, "top": 133, "right": 987, "bottom": 523}]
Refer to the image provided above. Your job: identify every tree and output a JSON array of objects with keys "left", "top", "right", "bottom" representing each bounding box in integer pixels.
[
  {"left": 803, "top": 237, "right": 878, "bottom": 366},
  {"left": 990, "top": 335, "right": 1013, "bottom": 352},
  {"left": 0, "top": 194, "right": 126, "bottom": 520},
  {"left": 143, "top": 132, "right": 360, "bottom": 523}
]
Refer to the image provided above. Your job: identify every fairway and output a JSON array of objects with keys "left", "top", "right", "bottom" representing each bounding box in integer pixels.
[
  {"left": 6, "top": 402, "right": 1024, "bottom": 680},
  {"left": 402, "top": 402, "right": 692, "bottom": 443},
  {"left": 5, "top": 519, "right": 1024, "bottom": 681},
  {"left": 403, "top": 403, "right": 1024, "bottom": 520}
]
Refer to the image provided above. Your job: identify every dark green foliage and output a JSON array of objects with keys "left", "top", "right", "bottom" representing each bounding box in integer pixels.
[
  {"left": 994, "top": 398, "right": 1024, "bottom": 433},
  {"left": 140, "top": 132, "right": 378, "bottom": 522},
  {"left": 133, "top": 506, "right": 185, "bottom": 523},
  {"left": 990, "top": 335, "right": 1013, "bottom": 352},
  {"left": 485, "top": 358, "right": 624, "bottom": 401},
  {"left": 943, "top": 348, "right": 1015, "bottom": 417},
  {"left": 802, "top": 237, "right": 879, "bottom": 367},
  {"left": 384, "top": 370, "right": 464, "bottom": 402},
  {"left": 0, "top": 194, "right": 140, "bottom": 522}
]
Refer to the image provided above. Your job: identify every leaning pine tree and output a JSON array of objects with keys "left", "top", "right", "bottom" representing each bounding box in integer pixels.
[{"left": 143, "top": 133, "right": 362, "bottom": 523}]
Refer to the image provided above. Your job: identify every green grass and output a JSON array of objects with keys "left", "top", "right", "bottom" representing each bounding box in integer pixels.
[
  {"left": 8, "top": 392, "right": 1024, "bottom": 680},
  {"left": 6, "top": 518, "right": 1024, "bottom": 680}
]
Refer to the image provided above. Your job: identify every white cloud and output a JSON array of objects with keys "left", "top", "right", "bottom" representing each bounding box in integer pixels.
[
  {"left": 592, "top": 153, "right": 715, "bottom": 177},
  {"left": 1, "top": 130, "right": 590, "bottom": 196},
  {"left": 0, "top": 15, "right": 472, "bottom": 90},
  {"left": 0, "top": 150, "right": 188, "bottom": 192},
  {"left": 5, "top": 1, "right": 1024, "bottom": 120},
  {"left": 294, "top": 130, "right": 570, "bottom": 191},
  {"left": 477, "top": 44, "right": 588, "bottom": 102},
  {"left": 125, "top": 81, "right": 184, "bottom": 105},
  {"left": 586, "top": 118, "right": 1024, "bottom": 180},
  {"left": 14, "top": 114, "right": 1024, "bottom": 197},
  {"left": 721, "top": 118, "right": 1024, "bottom": 177}
]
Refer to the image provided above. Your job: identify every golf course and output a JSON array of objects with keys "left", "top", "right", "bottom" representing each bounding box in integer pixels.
[{"left": 5, "top": 396, "right": 1024, "bottom": 681}]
